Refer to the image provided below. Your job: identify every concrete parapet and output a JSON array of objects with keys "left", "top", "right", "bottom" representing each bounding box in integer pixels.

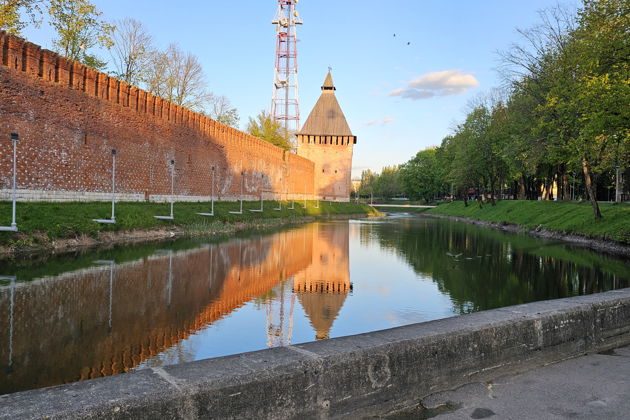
[{"left": 2, "top": 289, "right": 630, "bottom": 419}]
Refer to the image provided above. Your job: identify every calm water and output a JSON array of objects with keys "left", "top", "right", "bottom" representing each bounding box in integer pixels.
[{"left": 1, "top": 214, "right": 629, "bottom": 395}]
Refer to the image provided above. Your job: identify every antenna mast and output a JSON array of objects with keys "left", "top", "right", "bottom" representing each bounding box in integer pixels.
[{"left": 271, "top": 0, "right": 302, "bottom": 152}]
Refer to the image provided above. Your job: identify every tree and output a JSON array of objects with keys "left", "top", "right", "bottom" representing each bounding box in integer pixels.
[
  {"left": 109, "top": 17, "right": 152, "bottom": 86},
  {"left": 48, "top": 0, "right": 114, "bottom": 70},
  {"left": 144, "top": 44, "right": 211, "bottom": 112},
  {"left": 247, "top": 110, "right": 290, "bottom": 150},
  {"left": 400, "top": 148, "right": 447, "bottom": 203},
  {"left": 207, "top": 94, "right": 240, "bottom": 128},
  {"left": 374, "top": 166, "right": 403, "bottom": 199},
  {"left": 358, "top": 169, "right": 377, "bottom": 199},
  {"left": 0, "top": 0, "right": 42, "bottom": 34}
]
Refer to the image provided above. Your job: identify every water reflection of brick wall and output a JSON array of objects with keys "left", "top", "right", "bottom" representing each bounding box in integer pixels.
[{"left": 0, "top": 227, "right": 313, "bottom": 394}]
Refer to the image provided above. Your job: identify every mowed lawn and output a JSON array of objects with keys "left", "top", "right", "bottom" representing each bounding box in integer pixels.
[
  {"left": 428, "top": 200, "right": 630, "bottom": 244},
  {"left": 0, "top": 200, "right": 376, "bottom": 244}
]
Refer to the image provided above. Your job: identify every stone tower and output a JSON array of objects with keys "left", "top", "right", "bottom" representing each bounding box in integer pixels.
[{"left": 296, "top": 71, "right": 356, "bottom": 202}]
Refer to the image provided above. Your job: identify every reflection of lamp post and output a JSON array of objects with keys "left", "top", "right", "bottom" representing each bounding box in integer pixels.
[
  {"left": 93, "top": 260, "right": 115, "bottom": 332},
  {"left": 1, "top": 276, "right": 16, "bottom": 372},
  {"left": 93, "top": 149, "right": 117, "bottom": 224},
  {"left": 154, "top": 250, "right": 174, "bottom": 307},
  {"left": 616, "top": 165, "right": 622, "bottom": 203},
  {"left": 0, "top": 133, "right": 19, "bottom": 232},
  {"left": 197, "top": 165, "right": 216, "bottom": 217},
  {"left": 154, "top": 160, "right": 175, "bottom": 220},
  {"left": 207, "top": 244, "right": 214, "bottom": 292}
]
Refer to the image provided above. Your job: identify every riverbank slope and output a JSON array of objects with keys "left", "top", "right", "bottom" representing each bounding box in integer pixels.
[
  {"left": 427, "top": 201, "right": 630, "bottom": 255},
  {"left": 0, "top": 200, "right": 377, "bottom": 259}
]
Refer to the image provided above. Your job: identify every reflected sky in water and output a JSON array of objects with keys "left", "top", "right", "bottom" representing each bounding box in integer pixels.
[{"left": 1, "top": 214, "right": 629, "bottom": 394}]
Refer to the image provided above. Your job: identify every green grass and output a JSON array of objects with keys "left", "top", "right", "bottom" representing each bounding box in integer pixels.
[
  {"left": 0, "top": 200, "right": 377, "bottom": 246},
  {"left": 428, "top": 200, "right": 630, "bottom": 244}
]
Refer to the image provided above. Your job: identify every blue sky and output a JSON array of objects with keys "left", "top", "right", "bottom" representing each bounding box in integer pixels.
[{"left": 23, "top": 0, "right": 578, "bottom": 178}]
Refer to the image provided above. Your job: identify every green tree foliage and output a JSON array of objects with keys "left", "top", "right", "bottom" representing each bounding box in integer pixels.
[
  {"left": 402, "top": 0, "right": 629, "bottom": 219},
  {"left": 247, "top": 111, "right": 290, "bottom": 151},
  {"left": 374, "top": 166, "right": 404, "bottom": 199},
  {"left": 48, "top": 0, "right": 114, "bottom": 70},
  {"left": 358, "top": 169, "right": 377, "bottom": 198},
  {"left": 356, "top": 167, "right": 404, "bottom": 200},
  {"left": 400, "top": 149, "right": 446, "bottom": 203},
  {"left": 0, "top": 0, "right": 42, "bottom": 34}
]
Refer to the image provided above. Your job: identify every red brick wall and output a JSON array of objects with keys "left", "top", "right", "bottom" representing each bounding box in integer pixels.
[{"left": 0, "top": 32, "right": 315, "bottom": 201}]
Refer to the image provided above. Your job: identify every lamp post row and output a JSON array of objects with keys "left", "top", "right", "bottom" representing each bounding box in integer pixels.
[{"left": 2, "top": 133, "right": 322, "bottom": 229}]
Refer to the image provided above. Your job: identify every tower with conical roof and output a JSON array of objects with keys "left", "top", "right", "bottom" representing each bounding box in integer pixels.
[{"left": 296, "top": 71, "right": 356, "bottom": 202}]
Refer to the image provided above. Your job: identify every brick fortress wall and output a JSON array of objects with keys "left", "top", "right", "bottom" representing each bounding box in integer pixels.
[{"left": 0, "top": 31, "right": 315, "bottom": 202}]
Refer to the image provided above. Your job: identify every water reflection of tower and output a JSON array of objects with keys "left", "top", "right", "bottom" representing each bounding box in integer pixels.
[
  {"left": 293, "top": 222, "right": 351, "bottom": 340},
  {"left": 265, "top": 230, "right": 304, "bottom": 348}
]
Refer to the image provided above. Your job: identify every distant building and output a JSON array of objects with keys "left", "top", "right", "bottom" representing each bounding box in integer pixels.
[{"left": 296, "top": 71, "right": 356, "bottom": 202}]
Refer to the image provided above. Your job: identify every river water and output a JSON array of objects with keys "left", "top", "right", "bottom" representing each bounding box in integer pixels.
[{"left": 1, "top": 214, "right": 629, "bottom": 395}]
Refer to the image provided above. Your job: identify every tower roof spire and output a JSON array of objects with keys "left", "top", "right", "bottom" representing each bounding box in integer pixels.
[
  {"left": 298, "top": 70, "right": 352, "bottom": 136},
  {"left": 322, "top": 70, "right": 335, "bottom": 91}
]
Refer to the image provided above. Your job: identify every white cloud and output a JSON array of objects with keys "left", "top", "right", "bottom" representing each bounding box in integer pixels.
[
  {"left": 362, "top": 117, "right": 395, "bottom": 126},
  {"left": 389, "top": 70, "right": 479, "bottom": 100}
]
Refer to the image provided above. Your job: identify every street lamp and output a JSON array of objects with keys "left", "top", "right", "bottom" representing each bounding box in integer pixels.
[
  {"left": 197, "top": 165, "right": 216, "bottom": 217},
  {"left": 154, "top": 160, "right": 176, "bottom": 220},
  {"left": 93, "top": 149, "right": 117, "bottom": 224},
  {"left": 0, "top": 133, "right": 19, "bottom": 232},
  {"left": 229, "top": 171, "right": 245, "bottom": 215},
  {"left": 274, "top": 176, "right": 283, "bottom": 211},
  {"left": 250, "top": 173, "right": 264, "bottom": 213}
]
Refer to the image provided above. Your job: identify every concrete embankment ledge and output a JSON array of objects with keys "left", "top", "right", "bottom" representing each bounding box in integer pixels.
[{"left": 3, "top": 289, "right": 630, "bottom": 419}]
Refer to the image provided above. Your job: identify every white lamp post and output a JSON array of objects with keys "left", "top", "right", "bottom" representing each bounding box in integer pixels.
[
  {"left": 197, "top": 165, "right": 216, "bottom": 217},
  {"left": 229, "top": 171, "right": 245, "bottom": 215},
  {"left": 274, "top": 176, "right": 283, "bottom": 211},
  {"left": 155, "top": 160, "right": 176, "bottom": 220},
  {"left": 0, "top": 133, "right": 19, "bottom": 232},
  {"left": 250, "top": 174, "right": 264, "bottom": 213},
  {"left": 93, "top": 149, "right": 117, "bottom": 224}
]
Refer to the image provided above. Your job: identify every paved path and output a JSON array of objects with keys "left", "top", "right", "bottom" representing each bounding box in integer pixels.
[
  {"left": 370, "top": 204, "right": 436, "bottom": 209},
  {"left": 383, "top": 345, "right": 630, "bottom": 419}
]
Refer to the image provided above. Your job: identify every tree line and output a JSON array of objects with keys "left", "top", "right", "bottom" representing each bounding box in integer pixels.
[
  {"left": 1, "top": 0, "right": 292, "bottom": 148},
  {"left": 361, "top": 0, "right": 629, "bottom": 218}
]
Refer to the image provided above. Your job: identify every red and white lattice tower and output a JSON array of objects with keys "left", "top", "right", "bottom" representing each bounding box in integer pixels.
[{"left": 271, "top": 0, "right": 303, "bottom": 151}]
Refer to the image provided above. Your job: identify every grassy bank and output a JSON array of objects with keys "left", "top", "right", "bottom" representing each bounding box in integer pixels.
[
  {"left": 0, "top": 200, "right": 377, "bottom": 248},
  {"left": 428, "top": 201, "right": 630, "bottom": 244}
]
